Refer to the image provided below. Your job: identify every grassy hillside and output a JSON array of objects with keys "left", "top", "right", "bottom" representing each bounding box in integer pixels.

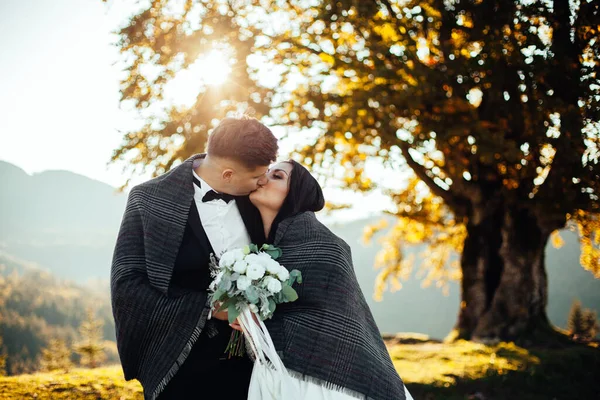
[
  {"left": 0, "top": 366, "right": 142, "bottom": 399},
  {"left": 1, "top": 339, "right": 598, "bottom": 400},
  {"left": 391, "top": 339, "right": 600, "bottom": 399}
]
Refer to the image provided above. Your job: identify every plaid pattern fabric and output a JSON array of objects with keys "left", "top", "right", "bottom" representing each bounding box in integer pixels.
[
  {"left": 264, "top": 212, "right": 407, "bottom": 400},
  {"left": 111, "top": 154, "right": 212, "bottom": 400}
]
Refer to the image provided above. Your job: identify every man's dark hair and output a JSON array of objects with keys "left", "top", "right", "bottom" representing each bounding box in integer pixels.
[{"left": 207, "top": 116, "right": 278, "bottom": 168}]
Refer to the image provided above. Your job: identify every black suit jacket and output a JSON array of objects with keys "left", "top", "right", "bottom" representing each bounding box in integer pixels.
[
  {"left": 155, "top": 157, "right": 266, "bottom": 398},
  {"left": 169, "top": 196, "right": 265, "bottom": 295},
  {"left": 166, "top": 191, "right": 264, "bottom": 370}
]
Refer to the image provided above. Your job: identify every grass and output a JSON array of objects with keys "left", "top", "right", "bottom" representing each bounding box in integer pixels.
[
  {"left": 0, "top": 366, "right": 143, "bottom": 400},
  {"left": 391, "top": 337, "right": 600, "bottom": 400},
  {"left": 1, "top": 338, "right": 598, "bottom": 399}
]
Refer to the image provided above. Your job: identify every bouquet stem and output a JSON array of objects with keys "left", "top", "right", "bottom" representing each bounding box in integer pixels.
[{"left": 225, "top": 329, "right": 245, "bottom": 358}]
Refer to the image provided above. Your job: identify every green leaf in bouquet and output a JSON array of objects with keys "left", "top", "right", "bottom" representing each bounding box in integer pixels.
[
  {"left": 282, "top": 285, "right": 298, "bottom": 302},
  {"left": 216, "top": 296, "right": 236, "bottom": 313},
  {"left": 287, "top": 270, "right": 303, "bottom": 286},
  {"left": 249, "top": 244, "right": 259, "bottom": 253},
  {"left": 245, "top": 286, "right": 259, "bottom": 304},
  {"left": 243, "top": 245, "right": 251, "bottom": 255},
  {"left": 260, "top": 244, "right": 282, "bottom": 260},
  {"left": 272, "top": 292, "right": 283, "bottom": 303},
  {"left": 211, "top": 289, "right": 225, "bottom": 304},
  {"left": 265, "top": 248, "right": 283, "bottom": 260},
  {"left": 228, "top": 303, "right": 241, "bottom": 324},
  {"left": 268, "top": 298, "right": 276, "bottom": 313},
  {"left": 217, "top": 276, "right": 232, "bottom": 292}
]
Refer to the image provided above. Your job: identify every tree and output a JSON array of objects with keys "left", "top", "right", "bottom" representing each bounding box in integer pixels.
[
  {"left": 0, "top": 336, "right": 6, "bottom": 376},
  {"left": 39, "top": 339, "right": 73, "bottom": 373},
  {"left": 568, "top": 300, "right": 599, "bottom": 341},
  {"left": 74, "top": 309, "right": 106, "bottom": 369},
  {"left": 108, "top": 0, "right": 270, "bottom": 189},
  {"left": 108, "top": 0, "right": 600, "bottom": 341}
]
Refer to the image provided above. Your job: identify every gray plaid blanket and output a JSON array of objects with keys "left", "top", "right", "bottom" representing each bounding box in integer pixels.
[
  {"left": 111, "top": 154, "right": 212, "bottom": 400},
  {"left": 264, "top": 212, "right": 407, "bottom": 400}
]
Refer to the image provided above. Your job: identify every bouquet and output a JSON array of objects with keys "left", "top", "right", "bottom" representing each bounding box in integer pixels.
[{"left": 207, "top": 243, "right": 302, "bottom": 357}]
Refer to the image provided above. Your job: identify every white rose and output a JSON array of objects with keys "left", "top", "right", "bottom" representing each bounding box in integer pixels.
[
  {"left": 276, "top": 266, "right": 290, "bottom": 281},
  {"left": 257, "top": 252, "right": 273, "bottom": 264},
  {"left": 264, "top": 276, "right": 282, "bottom": 294},
  {"left": 230, "top": 248, "right": 246, "bottom": 262},
  {"left": 232, "top": 260, "right": 248, "bottom": 274},
  {"left": 244, "top": 254, "right": 262, "bottom": 265},
  {"left": 219, "top": 252, "right": 236, "bottom": 269},
  {"left": 246, "top": 263, "right": 266, "bottom": 280},
  {"left": 264, "top": 259, "right": 281, "bottom": 274},
  {"left": 236, "top": 275, "right": 252, "bottom": 291}
]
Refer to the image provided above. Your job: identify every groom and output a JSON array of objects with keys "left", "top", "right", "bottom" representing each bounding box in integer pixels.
[{"left": 110, "top": 116, "right": 278, "bottom": 400}]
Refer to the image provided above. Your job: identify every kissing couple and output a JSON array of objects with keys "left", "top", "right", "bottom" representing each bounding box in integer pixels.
[{"left": 111, "top": 116, "right": 414, "bottom": 400}]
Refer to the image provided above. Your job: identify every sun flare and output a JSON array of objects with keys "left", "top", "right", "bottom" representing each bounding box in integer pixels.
[
  {"left": 164, "top": 49, "right": 232, "bottom": 107},
  {"left": 198, "top": 50, "right": 232, "bottom": 86}
]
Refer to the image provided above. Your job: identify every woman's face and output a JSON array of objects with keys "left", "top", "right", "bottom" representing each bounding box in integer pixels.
[{"left": 249, "top": 162, "right": 293, "bottom": 212}]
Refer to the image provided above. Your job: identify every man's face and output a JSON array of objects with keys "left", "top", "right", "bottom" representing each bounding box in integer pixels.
[{"left": 226, "top": 162, "right": 269, "bottom": 196}]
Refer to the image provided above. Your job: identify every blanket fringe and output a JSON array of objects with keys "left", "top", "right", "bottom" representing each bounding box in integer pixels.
[{"left": 150, "top": 305, "right": 211, "bottom": 400}]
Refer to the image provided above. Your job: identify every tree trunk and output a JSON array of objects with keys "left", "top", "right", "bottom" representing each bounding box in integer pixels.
[{"left": 454, "top": 205, "right": 553, "bottom": 342}]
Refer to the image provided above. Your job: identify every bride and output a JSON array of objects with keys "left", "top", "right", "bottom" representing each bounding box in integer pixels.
[{"left": 236, "top": 160, "right": 414, "bottom": 400}]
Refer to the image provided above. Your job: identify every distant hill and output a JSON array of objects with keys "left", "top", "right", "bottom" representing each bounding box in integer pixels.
[
  {"left": 0, "top": 161, "right": 126, "bottom": 282},
  {"left": 0, "top": 252, "right": 116, "bottom": 375},
  {"left": 1, "top": 160, "right": 599, "bottom": 341}
]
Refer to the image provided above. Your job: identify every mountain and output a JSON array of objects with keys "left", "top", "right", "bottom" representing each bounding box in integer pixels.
[
  {"left": 0, "top": 161, "right": 127, "bottom": 282},
  {"left": 1, "top": 160, "right": 599, "bottom": 339}
]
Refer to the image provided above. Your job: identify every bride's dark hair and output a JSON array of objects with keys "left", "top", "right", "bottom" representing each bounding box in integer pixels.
[{"left": 266, "top": 160, "right": 325, "bottom": 243}]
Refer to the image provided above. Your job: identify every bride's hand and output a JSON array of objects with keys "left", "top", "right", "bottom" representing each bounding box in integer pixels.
[
  {"left": 230, "top": 319, "right": 243, "bottom": 332},
  {"left": 211, "top": 302, "right": 229, "bottom": 321},
  {"left": 229, "top": 311, "right": 260, "bottom": 332}
]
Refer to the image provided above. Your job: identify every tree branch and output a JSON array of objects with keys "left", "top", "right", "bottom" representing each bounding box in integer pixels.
[{"left": 399, "top": 142, "right": 464, "bottom": 214}]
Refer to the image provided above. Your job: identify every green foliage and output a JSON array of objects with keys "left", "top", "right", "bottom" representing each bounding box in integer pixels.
[
  {"left": 260, "top": 244, "right": 283, "bottom": 260},
  {"left": 0, "top": 257, "right": 117, "bottom": 375},
  {"left": 568, "top": 300, "right": 599, "bottom": 341},
  {"left": 73, "top": 309, "right": 106, "bottom": 369},
  {"left": 0, "top": 336, "right": 6, "bottom": 377},
  {"left": 281, "top": 285, "right": 298, "bottom": 302},
  {"left": 227, "top": 303, "right": 241, "bottom": 325},
  {"left": 39, "top": 339, "right": 73, "bottom": 373},
  {"left": 287, "top": 270, "right": 303, "bottom": 286}
]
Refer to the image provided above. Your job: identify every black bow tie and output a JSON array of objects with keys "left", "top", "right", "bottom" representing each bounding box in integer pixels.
[
  {"left": 193, "top": 176, "right": 235, "bottom": 203},
  {"left": 202, "top": 190, "right": 235, "bottom": 203}
]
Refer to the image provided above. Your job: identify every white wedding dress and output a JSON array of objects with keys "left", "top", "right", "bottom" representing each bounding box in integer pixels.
[
  {"left": 239, "top": 309, "right": 415, "bottom": 400},
  {"left": 283, "top": 373, "right": 415, "bottom": 400}
]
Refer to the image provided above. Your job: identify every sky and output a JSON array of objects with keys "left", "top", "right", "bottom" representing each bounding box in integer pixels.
[
  {"left": 0, "top": 0, "right": 144, "bottom": 186},
  {"left": 0, "top": 0, "right": 397, "bottom": 220}
]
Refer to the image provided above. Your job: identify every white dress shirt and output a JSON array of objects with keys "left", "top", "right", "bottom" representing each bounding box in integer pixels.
[{"left": 192, "top": 169, "right": 251, "bottom": 257}]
